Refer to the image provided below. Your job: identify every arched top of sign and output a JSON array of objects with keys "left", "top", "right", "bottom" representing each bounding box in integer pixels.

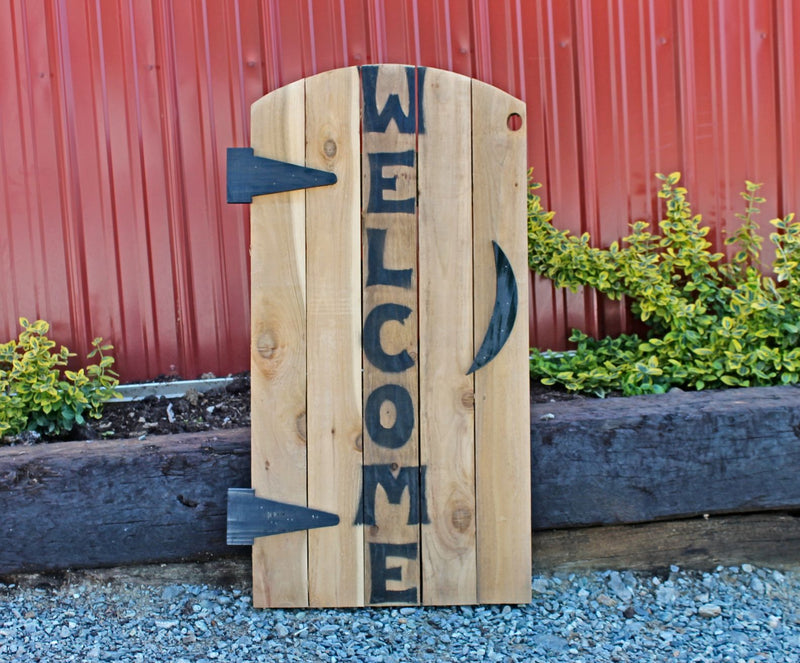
[{"left": 231, "top": 65, "right": 531, "bottom": 609}]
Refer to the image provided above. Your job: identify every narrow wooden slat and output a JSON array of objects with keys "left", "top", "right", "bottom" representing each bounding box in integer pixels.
[
  {"left": 249, "top": 81, "right": 308, "bottom": 608},
  {"left": 360, "top": 64, "right": 422, "bottom": 605},
  {"left": 471, "top": 81, "right": 531, "bottom": 604},
  {"left": 418, "top": 68, "right": 477, "bottom": 605},
  {"left": 305, "top": 67, "right": 364, "bottom": 607}
]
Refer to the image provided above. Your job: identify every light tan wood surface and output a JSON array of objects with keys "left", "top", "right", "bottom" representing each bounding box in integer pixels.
[
  {"left": 247, "top": 66, "right": 529, "bottom": 608},
  {"left": 418, "top": 68, "right": 478, "bottom": 605},
  {"left": 249, "top": 80, "right": 309, "bottom": 608},
  {"left": 361, "top": 64, "right": 421, "bottom": 605},
  {"left": 305, "top": 67, "right": 364, "bottom": 607},
  {"left": 471, "top": 80, "right": 531, "bottom": 604}
]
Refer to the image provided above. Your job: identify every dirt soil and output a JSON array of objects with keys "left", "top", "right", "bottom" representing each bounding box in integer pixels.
[
  {"left": 2, "top": 374, "right": 251, "bottom": 445},
  {"left": 5, "top": 375, "right": 582, "bottom": 444},
  {"left": 94, "top": 374, "right": 252, "bottom": 441}
]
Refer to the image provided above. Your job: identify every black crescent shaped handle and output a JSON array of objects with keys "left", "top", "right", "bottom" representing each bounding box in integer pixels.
[{"left": 467, "top": 241, "right": 518, "bottom": 375}]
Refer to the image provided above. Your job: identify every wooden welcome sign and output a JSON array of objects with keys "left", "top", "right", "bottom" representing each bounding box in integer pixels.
[{"left": 228, "top": 65, "right": 530, "bottom": 608}]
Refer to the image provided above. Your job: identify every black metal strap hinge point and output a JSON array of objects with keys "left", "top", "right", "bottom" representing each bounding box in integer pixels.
[
  {"left": 226, "top": 147, "right": 337, "bottom": 203},
  {"left": 227, "top": 488, "right": 340, "bottom": 545}
]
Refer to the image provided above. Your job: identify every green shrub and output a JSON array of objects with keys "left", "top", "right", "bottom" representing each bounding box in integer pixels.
[
  {"left": 0, "top": 318, "right": 121, "bottom": 438},
  {"left": 528, "top": 172, "right": 800, "bottom": 396}
]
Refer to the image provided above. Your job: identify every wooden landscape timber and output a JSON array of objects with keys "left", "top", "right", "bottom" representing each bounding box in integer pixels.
[
  {"left": 531, "top": 385, "right": 800, "bottom": 529},
  {"left": 2, "top": 385, "right": 800, "bottom": 578},
  {"left": 0, "top": 429, "right": 249, "bottom": 574},
  {"left": 531, "top": 513, "right": 800, "bottom": 573},
  {"left": 7, "top": 513, "right": 800, "bottom": 590}
]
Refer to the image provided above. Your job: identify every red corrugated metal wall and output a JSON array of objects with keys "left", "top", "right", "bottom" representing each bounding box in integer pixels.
[{"left": 2, "top": 0, "right": 799, "bottom": 381}]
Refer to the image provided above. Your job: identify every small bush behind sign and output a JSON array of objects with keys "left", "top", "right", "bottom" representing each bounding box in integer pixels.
[
  {"left": 528, "top": 172, "right": 800, "bottom": 396},
  {"left": 0, "top": 317, "right": 121, "bottom": 439}
]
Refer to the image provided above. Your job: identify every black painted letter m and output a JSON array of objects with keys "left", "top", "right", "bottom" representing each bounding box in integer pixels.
[{"left": 355, "top": 464, "right": 429, "bottom": 526}]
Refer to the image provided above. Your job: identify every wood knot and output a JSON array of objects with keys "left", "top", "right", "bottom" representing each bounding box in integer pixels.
[
  {"left": 256, "top": 331, "right": 277, "bottom": 359},
  {"left": 461, "top": 391, "right": 475, "bottom": 408},
  {"left": 323, "top": 139, "right": 337, "bottom": 158},
  {"left": 177, "top": 494, "right": 198, "bottom": 509},
  {"left": 354, "top": 433, "right": 363, "bottom": 452},
  {"left": 296, "top": 412, "right": 307, "bottom": 442},
  {"left": 451, "top": 506, "right": 472, "bottom": 533}
]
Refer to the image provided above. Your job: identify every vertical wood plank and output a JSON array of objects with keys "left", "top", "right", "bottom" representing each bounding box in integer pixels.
[
  {"left": 305, "top": 67, "right": 364, "bottom": 607},
  {"left": 361, "top": 64, "right": 422, "bottom": 605},
  {"left": 418, "top": 68, "right": 477, "bottom": 605},
  {"left": 249, "top": 80, "right": 308, "bottom": 608},
  {"left": 472, "top": 81, "right": 532, "bottom": 604}
]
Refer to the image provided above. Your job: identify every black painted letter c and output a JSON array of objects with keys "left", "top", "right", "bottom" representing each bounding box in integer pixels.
[{"left": 363, "top": 304, "right": 415, "bottom": 373}]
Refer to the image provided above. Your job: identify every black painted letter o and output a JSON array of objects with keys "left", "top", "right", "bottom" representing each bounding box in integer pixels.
[{"left": 365, "top": 384, "right": 414, "bottom": 449}]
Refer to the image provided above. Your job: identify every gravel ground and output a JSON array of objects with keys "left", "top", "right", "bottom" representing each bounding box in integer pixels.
[{"left": 2, "top": 564, "right": 799, "bottom": 662}]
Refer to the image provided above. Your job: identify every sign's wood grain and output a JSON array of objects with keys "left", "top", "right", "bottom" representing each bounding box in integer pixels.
[
  {"left": 247, "top": 65, "right": 530, "bottom": 608},
  {"left": 418, "top": 69, "right": 478, "bottom": 605},
  {"left": 249, "top": 80, "right": 309, "bottom": 608},
  {"left": 360, "top": 64, "right": 422, "bottom": 605},
  {"left": 471, "top": 81, "right": 532, "bottom": 604},
  {"left": 305, "top": 67, "right": 364, "bottom": 607}
]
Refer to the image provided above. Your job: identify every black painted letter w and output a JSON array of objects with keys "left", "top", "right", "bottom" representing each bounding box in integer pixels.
[{"left": 361, "top": 66, "right": 425, "bottom": 134}]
